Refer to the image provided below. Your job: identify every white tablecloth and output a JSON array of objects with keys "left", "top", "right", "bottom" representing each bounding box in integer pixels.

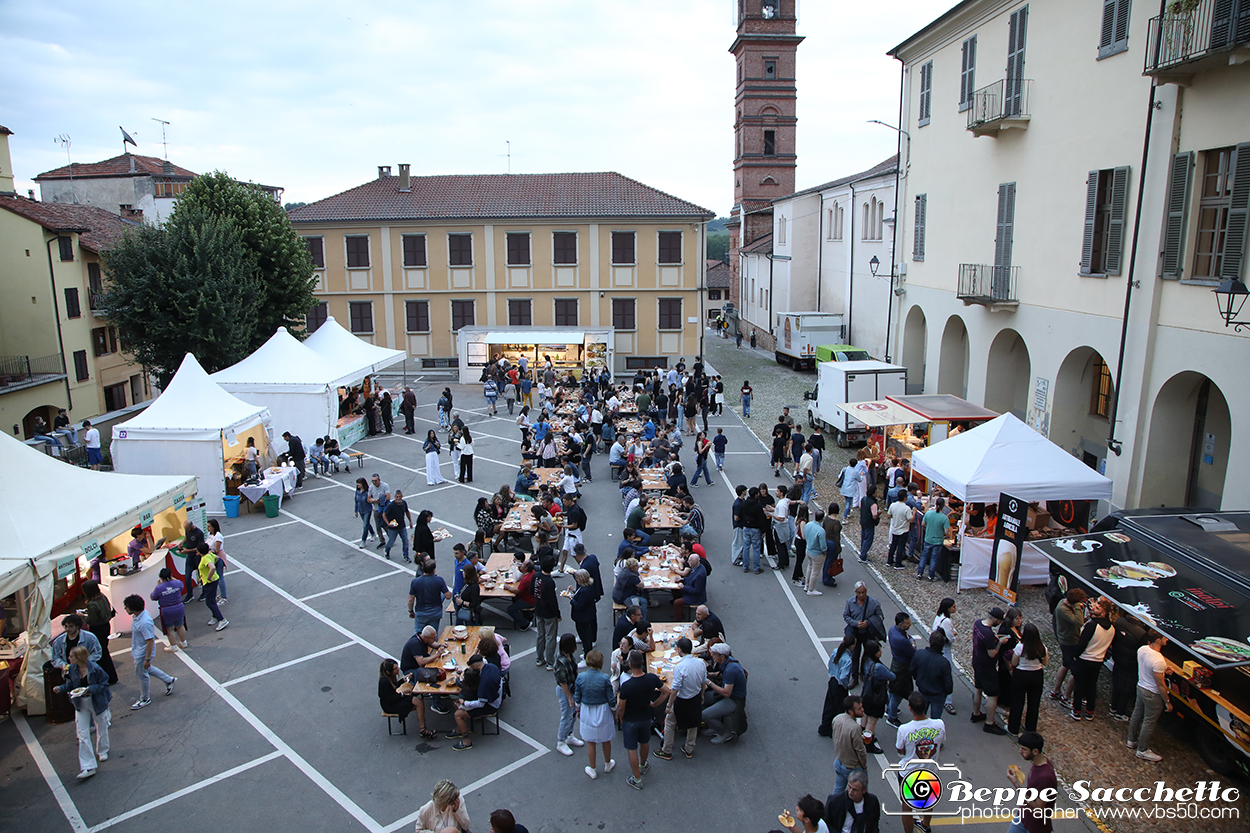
[{"left": 238, "top": 466, "right": 298, "bottom": 508}]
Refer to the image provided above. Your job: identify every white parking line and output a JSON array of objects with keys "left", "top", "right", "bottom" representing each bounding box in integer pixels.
[
  {"left": 227, "top": 520, "right": 300, "bottom": 537},
  {"left": 222, "top": 642, "right": 357, "bottom": 688},
  {"left": 13, "top": 713, "right": 87, "bottom": 832},
  {"left": 278, "top": 508, "right": 417, "bottom": 576},
  {"left": 299, "top": 571, "right": 408, "bottom": 602}
]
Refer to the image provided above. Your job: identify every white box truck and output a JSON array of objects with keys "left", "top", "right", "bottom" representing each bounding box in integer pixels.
[
  {"left": 804, "top": 360, "right": 908, "bottom": 447},
  {"left": 773, "top": 312, "right": 845, "bottom": 370}
]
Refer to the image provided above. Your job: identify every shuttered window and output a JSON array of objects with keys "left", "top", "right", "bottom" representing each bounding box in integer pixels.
[
  {"left": 1223, "top": 142, "right": 1250, "bottom": 280},
  {"left": 1006, "top": 7, "right": 1028, "bottom": 117},
  {"left": 304, "top": 236, "right": 325, "bottom": 268},
  {"left": 994, "top": 183, "right": 1017, "bottom": 298},
  {"left": 658, "top": 298, "right": 682, "bottom": 331},
  {"left": 913, "top": 194, "right": 927, "bottom": 261},
  {"left": 508, "top": 299, "right": 532, "bottom": 326},
  {"left": 1079, "top": 167, "right": 1131, "bottom": 276},
  {"left": 346, "top": 235, "right": 370, "bottom": 268},
  {"left": 1193, "top": 145, "right": 1249, "bottom": 281},
  {"left": 307, "top": 302, "right": 328, "bottom": 333},
  {"left": 959, "top": 37, "right": 977, "bottom": 112},
  {"left": 553, "top": 231, "right": 578, "bottom": 265},
  {"left": 448, "top": 233, "right": 473, "bottom": 266},
  {"left": 451, "top": 300, "right": 475, "bottom": 330},
  {"left": 64, "top": 287, "right": 81, "bottom": 319},
  {"left": 612, "top": 298, "right": 636, "bottom": 330},
  {"left": 506, "top": 232, "right": 531, "bottom": 266},
  {"left": 402, "top": 234, "right": 427, "bottom": 267},
  {"left": 657, "top": 231, "right": 683, "bottom": 265},
  {"left": 1098, "top": 0, "right": 1132, "bottom": 58},
  {"left": 611, "top": 231, "right": 636, "bottom": 265},
  {"left": 73, "top": 350, "right": 89, "bottom": 382},
  {"left": 349, "top": 301, "right": 373, "bottom": 334},
  {"left": 406, "top": 300, "right": 430, "bottom": 333},
  {"left": 1161, "top": 152, "right": 1194, "bottom": 280},
  {"left": 1209, "top": 0, "right": 1250, "bottom": 50},
  {"left": 918, "top": 61, "right": 933, "bottom": 127},
  {"left": 58, "top": 236, "right": 74, "bottom": 261},
  {"left": 554, "top": 299, "right": 578, "bottom": 326}
]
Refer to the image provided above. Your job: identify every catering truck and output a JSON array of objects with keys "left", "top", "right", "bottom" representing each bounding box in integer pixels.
[
  {"left": 1034, "top": 510, "right": 1250, "bottom": 778},
  {"left": 803, "top": 360, "right": 907, "bottom": 447},
  {"left": 773, "top": 312, "right": 846, "bottom": 369}
]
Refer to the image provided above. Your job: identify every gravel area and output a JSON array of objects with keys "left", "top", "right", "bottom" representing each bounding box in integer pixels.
[{"left": 704, "top": 332, "right": 1249, "bottom": 833}]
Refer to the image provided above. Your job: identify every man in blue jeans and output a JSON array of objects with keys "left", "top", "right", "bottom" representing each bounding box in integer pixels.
[
  {"left": 858, "top": 486, "right": 879, "bottom": 563},
  {"left": 408, "top": 559, "right": 452, "bottom": 633},
  {"left": 740, "top": 487, "right": 766, "bottom": 573},
  {"left": 830, "top": 695, "right": 868, "bottom": 796},
  {"left": 918, "top": 497, "right": 950, "bottom": 580}
]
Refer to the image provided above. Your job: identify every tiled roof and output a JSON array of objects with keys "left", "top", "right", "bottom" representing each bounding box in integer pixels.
[
  {"left": 35, "top": 153, "right": 197, "bottom": 181},
  {"left": 778, "top": 155, "right": 899, "bottom": 203},
  {"left": 288, "top": 172, "right": 715, "bottom": 223},
  {"left": 706, "top": 259, "right": 731, "bottom": 288},
  {"left": 742, "top": 233, "right": 773, "bottom": 255},
  {"left": 0, "top": 195, "right": 137, "bottom": 252}
]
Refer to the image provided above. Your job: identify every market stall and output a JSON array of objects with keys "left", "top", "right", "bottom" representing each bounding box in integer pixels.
[
  {"left": 910, "top": 413, "right": 1113, "bottom": 592},
  {"left": 456, "top": 326, "right": 614, "bottom": 385},
  {"left": 111, "top": 353, "right": 274, "bottom": 513},
  {"left": 301, "top": 316, "right": 405, "bottom": 447},
  {"left": 0, "top": 432, "right": 193, "bottom": 715}
]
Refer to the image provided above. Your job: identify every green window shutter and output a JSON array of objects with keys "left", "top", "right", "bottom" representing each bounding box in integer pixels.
[
  {"left": 1080, "top": 171, "right": 1100, "bottom": 275},
  {"left": 1161, "top": 152, "right": 1193, "bottom": 280},
  {"left": 1219, "top": 142, "right": 1250, "bottom": 279},
  {"left": 1105, "top": 166, "right": 1131, "bottom": 275},
  {"left": 913, "top": 194, "right": 927, "bottom": 261}
]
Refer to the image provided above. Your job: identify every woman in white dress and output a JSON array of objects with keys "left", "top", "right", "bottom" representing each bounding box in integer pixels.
[
  {"left": 573, "top": 649, "right": 617, "bottom": 779},
  {"left": 423, "top": 430, "right": 448, "bottom": 485}
]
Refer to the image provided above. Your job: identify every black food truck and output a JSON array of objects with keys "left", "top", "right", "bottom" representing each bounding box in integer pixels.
[{"left": 1033, "top": 510, "right": 1250, "bottom": 777}]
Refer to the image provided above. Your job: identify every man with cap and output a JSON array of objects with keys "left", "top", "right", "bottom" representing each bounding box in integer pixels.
[
  {"left": 970, "top": 606, "right": 1012, "bottom": 735},
  {"left": 703, "top": 642, "right": 747, "bottom": 744}
]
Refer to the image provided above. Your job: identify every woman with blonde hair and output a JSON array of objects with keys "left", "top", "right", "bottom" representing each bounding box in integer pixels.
[
  {"left": 574, "top": 649, "right": 617, "bottom": 779},
  {"left": 53, "top": 645, "right": 111, "bottom": 780},
  {"left": 415, "top": 779, "right": 470, "bottom": 833},
  {"left": 477, "top": 626, "right": 511, "bottom": 673}
]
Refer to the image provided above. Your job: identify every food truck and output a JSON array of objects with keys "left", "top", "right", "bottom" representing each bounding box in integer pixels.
[{"left": 1034, "top": 510, "right": 1250, "bottom": 778}]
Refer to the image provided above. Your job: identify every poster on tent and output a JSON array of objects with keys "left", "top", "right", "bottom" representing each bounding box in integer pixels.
[{"left": 988, "top": 492, "right": 1029, "bottom": 605}]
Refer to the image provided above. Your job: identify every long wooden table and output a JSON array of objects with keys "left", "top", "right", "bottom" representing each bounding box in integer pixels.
[
  {"left": 480, "top": 552, "right": 518, "bottom": 600},
  {"left": 647, "top": 622, "right": 698, "bottom": 684},
  {"left": 534, "top": 467, "right": 564, "bottom": 490},
  {"left": 402, "top": 625, "right": 481, "bottom": 696},
  {"left": 638, "top": 544, "right": 684, "bottom": 593},
  {"left": 639, "top": 467, "right": 669, "bottom": 492},
  {"left": 644, "top": 496, "right": 685, "bottom": 532}
]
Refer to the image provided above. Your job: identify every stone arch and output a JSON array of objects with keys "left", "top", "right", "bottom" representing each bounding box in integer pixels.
[
  {"left": 901, "top": 306, "right": 926, "bottom": 394},
  {"left": 758, "top": 105, "right": 780, "bottom": 117},
  {"left": 1142, "top": 372, "right": 1231, "bottom": 508},
  {"left": 20, "top": 404, "right": 60, "bottom": 440},
  {"left": 984, "top": 328, "right": 1031, "bottom": 418},
  {"left": 937, "top": 315, "right": 969, "bottom": 397},
  {"left": 760, "top": 175, "right": 778, "bottom": 186},
  {"left": 1050, "top": 347, "right": 1112, "bottom": 467}
]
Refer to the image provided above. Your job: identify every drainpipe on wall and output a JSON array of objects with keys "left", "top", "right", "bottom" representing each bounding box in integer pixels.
[
  {"left": 44, "top": 234, "right": 73, "bottom": 411},
  {"left": 816, "top": 194, "right": 825, "bottom": 312},
  {"left": 847, "top": 182, "right": 857, "bottom": 346}
]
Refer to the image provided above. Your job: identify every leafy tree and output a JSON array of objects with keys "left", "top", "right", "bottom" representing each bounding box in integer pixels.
[
  {"left": 101, "top": 206, "right": 262, "bottom": 387},
  {"left": 174, "top": 172, "right": 316, "bottom": 340},
  {"left": 284, "top": 201, "right": 307, "bottom": 212},
  {"left": 706, "top": 232, "right": 729, "bottom": 263}
]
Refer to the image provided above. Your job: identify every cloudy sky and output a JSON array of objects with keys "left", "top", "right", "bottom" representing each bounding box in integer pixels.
[{"left": 2, "top": 0, "right": 941, "bottom": 216}]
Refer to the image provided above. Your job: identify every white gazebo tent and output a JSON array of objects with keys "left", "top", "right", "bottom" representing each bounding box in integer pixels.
[
  {"left": 211, "top": 327, "right": 360, "bottom": 455},
  {"left": 0, "top": 432, "right": 194, "bottom": 714},
  {"left": 111, "top": 353, "right": 273, "bottom": 513},
  {"left": 911, "top": 413, "right": 1114, "bottom": 591},
  {"left": 303, "top": 316, "right": 406, "bottom": 378}
]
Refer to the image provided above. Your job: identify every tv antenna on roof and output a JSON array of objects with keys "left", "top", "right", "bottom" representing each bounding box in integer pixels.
[
  {"left": 54, "top": 134, "right": 77, "bottom": 203},
  {"left": 151, "top": 118, "right": 170, "bottom": 160},
  {"left": 497, "top": 140, "right": 512, "bottom": 175}
]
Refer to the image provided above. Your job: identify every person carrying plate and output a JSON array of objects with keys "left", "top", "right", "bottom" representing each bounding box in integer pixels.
[{"left": 53, "top": 645, "right": 111, "bottom": 781}]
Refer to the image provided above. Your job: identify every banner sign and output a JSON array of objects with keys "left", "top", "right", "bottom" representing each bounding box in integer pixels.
[
  {"left": 80, "top": 538, "right": 101, "bottom": 560},
  {"left": 988, "top": 492, "right": 1029, "bottom": 604},
  {"left": 174, "top": 492, "right": 186, "bottom": 511},
  {"left": 139, "top": 509, "right": 154, "bottom": 528}
]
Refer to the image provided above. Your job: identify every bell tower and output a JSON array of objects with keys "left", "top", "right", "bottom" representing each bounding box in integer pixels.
[{"left": 727, "top": 0, "right": 803, "bottom": 313}]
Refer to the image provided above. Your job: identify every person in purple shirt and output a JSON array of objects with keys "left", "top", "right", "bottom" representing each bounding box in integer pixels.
[{"left": 150, "top": 568, "right": 189, "bottom": 651}]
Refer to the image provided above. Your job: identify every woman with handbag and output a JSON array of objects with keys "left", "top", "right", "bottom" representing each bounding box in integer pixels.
[
  {"left": 423, "top": 431, "right": 448, "bottom": 485},
  {"left": 81, "top": 580, "right": 119, "bottom": 684},
  {"left": 858, "top": 639, "right": 896, "bottom": 754}
]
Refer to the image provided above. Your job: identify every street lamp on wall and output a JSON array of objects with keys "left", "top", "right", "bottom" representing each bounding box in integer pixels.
[
  {"left": 868, "top": 255, "right": 881, "bottom": 277},
  {"left": 1213, "top": 279, "right": 1249, "bottom": 332}
]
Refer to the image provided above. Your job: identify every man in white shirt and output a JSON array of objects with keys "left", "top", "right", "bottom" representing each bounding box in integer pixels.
[
  {"left": 656, "top": 636, "right": 707, "bottom": 760},
  {"left": 83, "top": 420, "right": 102, "bottom": 470},
  {"left": 895, "top": 691, "right": 946, "bottom": 833},
  {"left": 607, "top": 393, "right": 621, "bottom": 415},
  {"left": 771, "top": 486, "right": 793, "bottom": 573},
  {"left": 1126, "top": 630, "right": 1171, "bottom": 762},
  {"left": 886, "top": 493, "right": 914, "bottom": 571}
]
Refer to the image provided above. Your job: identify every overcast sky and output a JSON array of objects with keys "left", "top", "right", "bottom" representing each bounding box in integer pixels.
[{"left": 2, "top": 0, "right": 941, "bottom": 216}]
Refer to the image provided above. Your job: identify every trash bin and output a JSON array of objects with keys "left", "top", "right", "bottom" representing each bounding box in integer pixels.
[
  {"left": 223, "top": 495, "right": 241, "bottom": 518},
  {"left": 43, "top": 664, "right": 75, "bottom": 725},
  {"left": 263, "top": 494, "right": 280, "bottom": 518}
]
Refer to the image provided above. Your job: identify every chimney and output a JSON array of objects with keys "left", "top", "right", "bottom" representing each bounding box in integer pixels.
[
  {"left": 162, "top": 160, "right": 174, "bottom": 175},
  {"left": 398, "top": 164, "right": 411, "bottom": 191},
  {"left": 377, "top": 165, "right": 392, "bottom": 179},
  {"left": 120, "top": 206, "right": 144, "bottom": 221}
]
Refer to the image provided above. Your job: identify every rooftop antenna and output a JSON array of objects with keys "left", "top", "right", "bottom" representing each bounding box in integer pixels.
[
  {"left": 497, "top": 140, "right": 512, "bottom": 175},
  {"left": 54, "top": 134, "right": 76, "bottom": 203},
  {"left": 151, "top": 117, "right": 170, "bottom": 160}
]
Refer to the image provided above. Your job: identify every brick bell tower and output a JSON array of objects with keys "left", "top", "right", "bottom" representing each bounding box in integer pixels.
[{"left": 727, "top": 0, "right": 803, "bottom": 317}]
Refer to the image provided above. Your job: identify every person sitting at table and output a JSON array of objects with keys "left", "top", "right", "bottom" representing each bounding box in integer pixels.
[
  {"left": 609, "top": 436, "right": 627, "bottom": 477},
  {"left": 704, "top": 643, "right": 747, "bottom": 744},
  {"left": 538, "top": 434, "right": 560, "bottom": 470},
  {"left": 415, "top": 779, "right": 472, "bottom": 833},
  {"left": 455, "top": 566, "right": 483, "bottom": 626},
  {"left": 625, "top": 494, "right": 648, "bottom": 532},
  {"left": 628, "top": 436, "right": 648, "bottom": 465},
  {"left": 672, "top": 554, "right": 707, "bottom": 620},
  {"left": 497, "top": 485, "right": 517, "bottom": 511},
  {"left": 642, "top": 416, "right": 657, "bottom": 441},
  {"left": 447, "top": 653, "right": 503, "bottom": 751},
  {"left": 322, "top": 436, "right": 347, "bottom": 473},
  {"left": 619, "top": 479, "right": 641, "bottom": 510},
  {"left": 531, "top": 504, "right": 557, "bottom": 541},
  {"left": 505, "top": 560, "right": 536, "bottom": 631},
  {"left": 666, "top": 463, "right": 688, "bottom": 497},
  {"left": 398, "top": 627, "right": 444, "bottom": 738},
  {"left": 515, "top": 463, "right": 538, "bottom": 497},
  {"left": 691, "top": 605, "right": 726, "bottom": 650},
  {"left": 679, "top": 495, "right": 705, "bottom": 540},
  {"left": 616, "top": 528, "right": 652, "bottom": 575},
  {"left": 379, "top": 658, "right": 429, "bottom": 737},
  {"left": 612, "top": 558, "right": 649, "bottom": 610}
]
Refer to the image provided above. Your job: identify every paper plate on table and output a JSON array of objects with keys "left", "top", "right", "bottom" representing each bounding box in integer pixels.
[{"left": 442, "top": 661, "right": 457, "bottom": 670}]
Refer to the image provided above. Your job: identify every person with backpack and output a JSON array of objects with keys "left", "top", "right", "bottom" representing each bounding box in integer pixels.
[
  {"left": 858, "top": 639, "right": 896, "bottom": 754},
  {"left": 437, "top": 388, "right": 453, "bottom": 431},
  {"left": 858, "top": 485, "right": 881, "bottom": 563},
  {"left": 483, "top": 376, "right": 499, "bottom": 415}
]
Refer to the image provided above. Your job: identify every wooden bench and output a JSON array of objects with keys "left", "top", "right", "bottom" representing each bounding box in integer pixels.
[
  {"left": 347, "top": 452, "right": 366, "bottom": 470},
  {"left": 383, "top": 711, "right": 407, "bottom": 735},
  {"left": 612, "top": 601, "right": 626, "bottom": 613}
]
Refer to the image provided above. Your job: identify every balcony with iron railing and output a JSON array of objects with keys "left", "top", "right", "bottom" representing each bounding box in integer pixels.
[
  {"left": 967, "top": 79, "right": 1032, "bottom": 138},
  {"left": 1145, "top": 0, "right": 1250, "bottom": 82},
  {"left": 957, "top": 264, "right": 1019, "bottom": 310},
  {"left": 0, "top": 353, "right": 66, "bottom": 393}
]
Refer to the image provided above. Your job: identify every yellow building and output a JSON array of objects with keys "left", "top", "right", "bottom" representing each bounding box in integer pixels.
[
  {"left": 289, "top": 168, "right": 714, "bottom": 375},
  {"left": 0, "top": 125, "right": 150, "bottom": 447}
]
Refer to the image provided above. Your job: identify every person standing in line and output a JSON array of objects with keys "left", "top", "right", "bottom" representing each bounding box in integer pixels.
[
  {"left": 771, "top": 416, "right": 791, "bottom": 477},
  {"left": 1008, "top": 623, "right": 1049, "bottom": 736},
  {"left": 1049, "top": 588, "right": 1087, "bottom": 707},
  {"left": 196, "top": 543, "right": 229, "bottom": 631},
  {"left": 1070, "top": 597, "right": 1114, "bottom": 722},
  {"left": 382, "top": 489, "right": 412, "bottom": 562},
  {"left": 569, "top": 569, "right": 598, "bottom": 654},
  {"left": 123, "top": 595, "right": 175, "bottom": 710},
  {"left": 838, "top": 461, "right": 862, "bottom": 521},
  {"left": 803, "top": 507, "right": 827, "bottom": 596},
  {"left": 574, "top": 649, "right": 617, "bottom": 779},
  {"left": 821, "top": 502, "right": 843, "bottom": 588},
  {"left": 175, "top": 519, "right": 205, "bottom": 602},
  {"left": 617, "top": 650, "right": 669, "bottom": 790},
  {"left": 206, "top": 518, "right": 228, "bottom": 605},
  {"left": 400, "top": 386, "right": 417, "bottom": 434},
  {"left": 818, "top": 634, "right": 858, "bottom": 737},
  {"left": 656, "top": 636, "right": 706, "bottom": 761},
  {"left": 83, "top": 420, "right": 102, "bottom": 470},
  {"left": 858, "top": 485, "right": 880, "bottom": 564},
  {"left": 423, "top": 430, "right": 448, "bottom": 485},
  {"left": 1108, "top": 607, "right": 1146, "bottom": 722},
  {"left": 740, "top": 380, "right": 752, "bottom": 418},
  {"left": 54, "top": 646, "right": 111, "bottom": 780},
  {"left": 533, "top": 556, "right": 561, "bottom": 671},
  {"left": 809, "top": 426, "right": 825, "bottom": 474},
  {"left": 886, "top": 491, "right": 914, "bottom": 571},
  {"left": 459, "top": 428, "right": 475, "bottom": 483},
  {"left": 380, "top": 390, "right": 394, "bottom": 434},
  {"left": 970, "top": 607, "right": 1009, "bottom": 734},
  {"left": 282, "top": 431, "right": 306, "bottom": 488},
  {"left": 885, "top": 613, "right": 917, "bottom": 726},
  {"left": 1006, "top": 732, "right": 1057, "bottom": 833},
  {"left": 918, "top": 498, "right": 949, "bottom": 581},
  {"left": 894, "top": 691, "right": 947, "bottom": 833},
  {"left": 932, "top": 598, "right": 959, "bottom": 714},
  {"left": 910, "top": 630, "right": 955, "bottom": 720},
  {"left": 553, "top": 633, "right": 586, "bottom": 756},
  {"left": 829, "top": 695, "right": 868, "bottom": 796},
  {"left": 80, "top": 582, "right": 120, "bottom": 683},
  {"left": 1126, "top": 630, "right": 1171, "bottom": 762},
  {"left": 842, "top": 582, "right": 886, "bottom": 679},
  {"left": 771, "top": 486, "right": 793, "bottom": 572},
  {"left": 149, "top": 569, "right": 189, "bottom": 653},
  {"left": 354, "top": 477, "right": 376, "bottom": 548}
]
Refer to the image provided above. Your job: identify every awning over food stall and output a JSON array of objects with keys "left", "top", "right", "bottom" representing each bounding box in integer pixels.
[
  {"left": 886, "top": 394, "right": 999, "bottom": 422},
  {"left": 911, "top": 413, "right": 1113, "bottom": 503},
  {"left": 302, "top": 316, "right": 406, "bottom": 378},
  {"left": 836, "top": 400, "right": 930, "bottom": 428},
  {"left": 0, "top": 432, "right": 194, "bottom": 713}
]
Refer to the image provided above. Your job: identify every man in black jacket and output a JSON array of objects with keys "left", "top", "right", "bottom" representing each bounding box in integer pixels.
[
  {"left": 532, "top": 556, "right": 561, "bottom": 670},
  {"left": 825, "top": 770, "right": 880, "bottom": 833},
  {"left": 910, "top": 630, "right": 954, "bottom": 719},
  {"left": 282, "top": 432, "right": 306, "bottom": 487}
]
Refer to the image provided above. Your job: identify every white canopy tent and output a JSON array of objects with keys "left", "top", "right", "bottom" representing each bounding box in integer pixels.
[
  {"left": 303, "top": 316, "right": 406, "bottom": 378},
  {"left": 211, "top": 327, "right": 359, "bottom": 454},
  {"left": 0, "top": 432, "right": 194, "bottom": 714},
  {"left": 910, "top": 414, "right": 1114, "bottom": 592},
  {"left": 111, "top": 353, "right": 273, "bottom": 513}
]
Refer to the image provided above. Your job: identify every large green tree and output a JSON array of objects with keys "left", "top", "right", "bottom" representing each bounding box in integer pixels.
[{"left": 102, "top": 206, "right": 262, "bottom": 386}]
